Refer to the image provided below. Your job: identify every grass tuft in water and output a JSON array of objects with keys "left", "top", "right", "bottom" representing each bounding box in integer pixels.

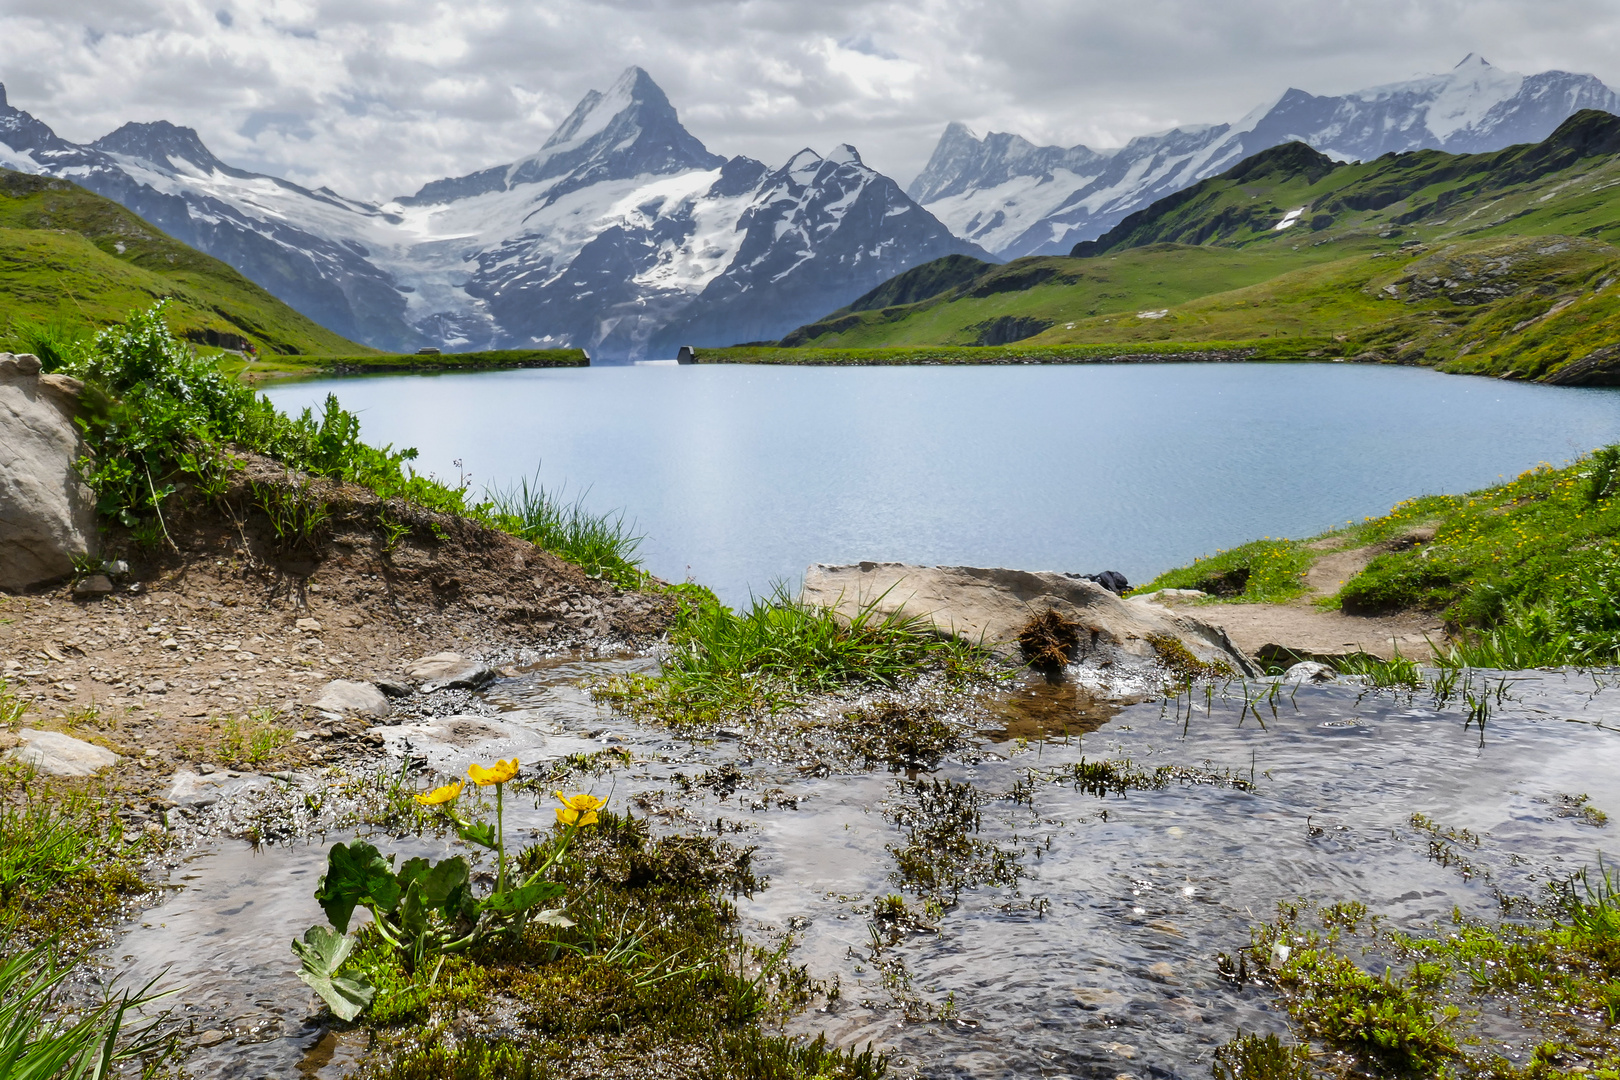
[
  {"left": 594, "top": 585, "right": 990, "bottom": 725},
  {"left": 1211, "top": 1031, "right": 1313, "bottom": 1080}
]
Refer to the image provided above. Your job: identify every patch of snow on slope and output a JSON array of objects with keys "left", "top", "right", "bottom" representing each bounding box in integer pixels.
[{"left": 924, "top": 168, "right": 1100, "bottom": 253}]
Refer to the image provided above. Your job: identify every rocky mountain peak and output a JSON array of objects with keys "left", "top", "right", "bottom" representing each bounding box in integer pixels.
[
  {"left": 92, "top": 120, "right": 230, "bottom": 175},
  {"left": 402, "top": 66, "right": 723, "bottom": 206}
]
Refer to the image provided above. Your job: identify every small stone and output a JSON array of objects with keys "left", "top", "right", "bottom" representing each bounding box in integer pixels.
[
  {"left": 160, "top": 638, "right": 178, "bottom": 650},
  {"left": 1147, "top": 962, "right": 1175, "bottom": 980},
  {"left": 197, "top": 763, "right": 216, "bottom": 774},
  {"left": 146, "top": 680, "right": 168, "bottom": 694},
  {"left": 102, "top": 559, "right": 130, "bottom": 576},
  {"left": 295, "top": 618, "right": 323, "bottom": 633},
  {"left": 73, "top": 574, "right": 114, "bottom": 598},
  {"left": 197, "top": 1029, "right": 228, "bottom": 1048},
  {"left": 373, "top": 678, "right": 415, "bottom": 698}
]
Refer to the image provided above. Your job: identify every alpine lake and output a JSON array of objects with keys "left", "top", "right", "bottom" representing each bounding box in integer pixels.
[{"left": 98, "top": 362, "right": 1620, "bottom": 1078}]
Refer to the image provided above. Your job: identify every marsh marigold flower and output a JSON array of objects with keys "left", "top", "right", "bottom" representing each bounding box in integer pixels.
[
  {"left": 415, "top": 781, "right": 463, "bottom": 806},
  {"left": 555, "top": 791, "right": 605, "bottom": 827},
  {"left": 468, "top": 758, "right": 520, "bottom": 786}
]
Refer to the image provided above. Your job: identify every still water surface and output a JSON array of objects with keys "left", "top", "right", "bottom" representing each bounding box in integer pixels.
[{"left": 264, "top": 363, "right": 1620, "bottom": 604}]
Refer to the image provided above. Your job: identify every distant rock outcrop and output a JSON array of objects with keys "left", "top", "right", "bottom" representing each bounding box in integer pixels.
[{"left": 0, "top": 353, "right": 98, "bottom": 590}]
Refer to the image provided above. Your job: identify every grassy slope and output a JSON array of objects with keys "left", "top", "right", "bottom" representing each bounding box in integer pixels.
[
  {"left": 0, "top": 169, "right": 367, "bottom": 356},
  {"left": 775, "top": 112, "right": 1620, "bottom": 382},
  {"left": 1136, "top": 446, "right": 1620, "bottom": 664},
  {"left": 224, "top": 348, "right": 590, "bottom": 382}
]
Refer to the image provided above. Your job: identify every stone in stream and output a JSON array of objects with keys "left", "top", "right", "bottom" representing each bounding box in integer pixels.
[
  {"left": 1280, "top": 661, "right": 1339, "bottom": 684},
  {"left": 309, "top": 679, "right": 392, "bottom": 718},
  {"left": 800, "top": 563, "right": 1256, "bottom": 690},
  {"left": 0, "top": 353, "right": 100, "bottom": 590},
  {"left": 405, "top": 652, "right": 498, "bottom": 691},
  {"left": 5, "top": 728, "right": 118, "bottom": 776}
]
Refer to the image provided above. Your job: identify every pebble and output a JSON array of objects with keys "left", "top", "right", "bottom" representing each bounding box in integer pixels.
[
  {"left": 73, "top": 574, "right": 114, "bottom": 598},
  {"left": 295, "top": 618, "right": 323, "bottom": 633},
  {"left": 197, "top": 1029, "right": 228, "bottom": 1048}
]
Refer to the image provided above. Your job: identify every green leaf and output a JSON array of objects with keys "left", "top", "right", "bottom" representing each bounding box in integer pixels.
[
  {"left": 481, "top": 878, "right": 566, "bottom": 916},
  {"left": 457, "top": 820, "right": 497, "bottom": 849},
  {"left": 314, "top": 841, "right": 399, "bottom": 933},
  {"left": 291, "top": 925, "right": 376, "bottom": 1022}
]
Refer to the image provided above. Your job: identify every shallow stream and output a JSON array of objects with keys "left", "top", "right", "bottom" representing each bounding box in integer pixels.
[{"left": 101, "top": 657, "right": 1620, "bottom": 1079}]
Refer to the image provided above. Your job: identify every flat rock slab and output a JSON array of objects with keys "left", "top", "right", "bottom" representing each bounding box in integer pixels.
[
  {"left": 405, "top": 652, "right": 497, "bottom": 691},
  {"left": 310, "top": 679, "right": 391, "bottom": 718},
  {"left": 6, "top": 728, "right": 118, "bottom": 776},
  {"left": 801, "top": 563, "right": 1255, "bottom": 688}
]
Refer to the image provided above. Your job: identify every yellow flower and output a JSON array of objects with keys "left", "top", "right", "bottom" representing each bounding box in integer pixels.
[
  {"left": 468, "top": 758, "right": 520, "bottom": 786},
  {"left": 415, "top": 780, "right": 463, "bottom": 806},
  {"left": 555, "top": 791, "right": 606, "bottom": 827}
]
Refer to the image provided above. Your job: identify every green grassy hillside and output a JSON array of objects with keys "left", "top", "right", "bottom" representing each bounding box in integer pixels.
[
  {"left": 0, "top": 168, "right": 368, "bottom": 357},
  {"left": 776, "top": 111, "right": 1620, "bottom": 383}
]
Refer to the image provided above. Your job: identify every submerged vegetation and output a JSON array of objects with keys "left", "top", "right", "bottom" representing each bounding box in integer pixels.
[{"left": 1224, "top": 861, "right": 1620, "bottom": 1080}]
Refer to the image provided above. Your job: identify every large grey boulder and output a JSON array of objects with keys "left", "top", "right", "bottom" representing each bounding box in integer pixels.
[
  {"left": 0, "top": 354, "right": 98, "bottom": 590},
  {"left": 6, "top": 728, "right": 118, "bottom": 776},
  {"left": 801, "top": 562, "right": 1256, "bottom": 687}
]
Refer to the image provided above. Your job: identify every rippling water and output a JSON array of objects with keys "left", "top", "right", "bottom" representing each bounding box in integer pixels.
[
  {"left": 262, "top": 363, "right": 1620, "bottom": 605},
  {"left": 108, "top": 660, "right": 1620, "bottom": 1078}
]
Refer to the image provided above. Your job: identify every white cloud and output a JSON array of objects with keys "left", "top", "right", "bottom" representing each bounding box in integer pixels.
[{"left": 3, "top": 0, "right": 1619, "bottom": 202}]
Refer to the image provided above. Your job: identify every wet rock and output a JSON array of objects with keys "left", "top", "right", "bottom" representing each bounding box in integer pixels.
[
  {"left": 1281, "top": 661, "right": 1339, "bottom": 684},
  {"left": 0, "top": 353, "right": 99, "bottom": 589},
  {"left": 165, "top": 768, "right": 266, "bottom": 807},
  {"left": 73, "top": 574, "right": 114, "bottom": 598},
  {"left": 374, "top": 678, "right": 415, "bottom": 698},
  {"left": 197, "top": 1029, "right": 228, "bottom": 1048},
  {"left": 800, "top": 563, "right": 1256, "bottom": 686},
  {"left": 309, "top": 679, "right": 391, "bottom": 719},
  {"left": 405, "top": 651, "right": 497, "bottom": 691},
  {"left": 6, "top": 728, "right": 118, "bottom": 776}
]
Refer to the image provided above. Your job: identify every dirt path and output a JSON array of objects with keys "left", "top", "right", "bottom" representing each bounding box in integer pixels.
[{"left": 1150, "top": 539, "right": 1446, "bottom": 663}]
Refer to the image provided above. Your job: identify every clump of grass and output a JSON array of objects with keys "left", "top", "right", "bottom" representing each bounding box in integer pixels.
[
  {"left": 486, "top": 474, "right": 645, "bottom": 589},
  {"left": 0, "top": 787, "right": 148, "bottom": 940},
  {"left": 1147, "top": 633, "right": 1234, "bottom": 679},
  {"left": 1133, "top": 538, "right": 1311, "bottom": 603},
  {"left": 0, "top": 933, "right": 177, "bottom": 1078},
  {"left": 217, "top": 709, "right": 295, "bottom": 769},
  {"left": 3, "top": 316, "right": 87, "bottom": 372},
  {"left": 1334, "top": 650, "right": 1424, "bottom": 687},
  {"left": 886, "top": 778, "right": 1023, "bottom": 901},
  {"left": 595, "top": 586, "right": 987, "bottom": 725},
  {"left": 0, "top": 680, "right": 28, "bottom": 729}
]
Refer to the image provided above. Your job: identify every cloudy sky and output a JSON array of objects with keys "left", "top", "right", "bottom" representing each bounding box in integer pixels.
[{"left": 3, "top": 0, "right": 1619, "bottom": 202}]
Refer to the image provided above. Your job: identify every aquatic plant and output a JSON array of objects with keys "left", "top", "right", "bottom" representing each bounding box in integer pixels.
[{"left": 295, "top": 765, "right": 596, "bottom": 1020}]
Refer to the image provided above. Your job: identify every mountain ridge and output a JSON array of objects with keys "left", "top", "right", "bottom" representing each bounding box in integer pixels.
[{"left": 911, "top": 55, "right": 1620, "bottom": 260}]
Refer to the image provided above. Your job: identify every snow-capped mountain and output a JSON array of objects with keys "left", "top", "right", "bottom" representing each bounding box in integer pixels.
[
  {"left": 0, "top": 69, "right": 986, "bottom": 358},
  {"left": 913, "top": 55, "right": 1620, "bottom": 259}
]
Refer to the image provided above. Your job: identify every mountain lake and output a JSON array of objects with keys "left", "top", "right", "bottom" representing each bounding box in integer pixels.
[{"left": 263, "top": 361, "right": 1620, "bottom": 604}]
